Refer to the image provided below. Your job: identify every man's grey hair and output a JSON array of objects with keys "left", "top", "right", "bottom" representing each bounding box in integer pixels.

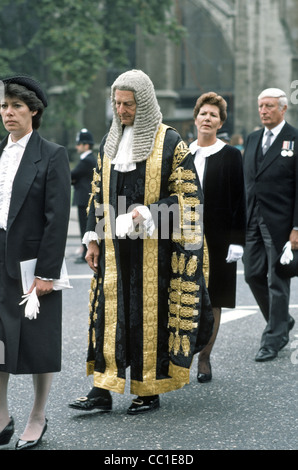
[{"left": 258, "top": 88, "right": 288, "bottom": 110}]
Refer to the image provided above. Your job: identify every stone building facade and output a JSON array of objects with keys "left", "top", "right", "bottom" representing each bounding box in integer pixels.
[{"left": 82, "top": 0, "right": 298, "bottom": 146}]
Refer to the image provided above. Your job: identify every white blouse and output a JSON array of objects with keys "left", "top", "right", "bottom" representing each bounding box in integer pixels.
[
  {"left": 0, "top": 132, "right": 32, "bottom": 230},
  {"left": 189, "top": 138, "right": 226, "bottom": 187}
]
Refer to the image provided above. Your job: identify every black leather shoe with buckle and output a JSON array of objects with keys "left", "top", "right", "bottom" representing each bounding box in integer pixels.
[
  {"left": 68, "top": 395, "right": 112, "bottom": 412},
  {"left": 127, "top": 395, "right": 160, "bottom": 415}
]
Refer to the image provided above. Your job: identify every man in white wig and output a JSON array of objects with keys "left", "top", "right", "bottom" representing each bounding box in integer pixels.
[{"left": 69, "top": 70, "right": 213, "bottom": 414}]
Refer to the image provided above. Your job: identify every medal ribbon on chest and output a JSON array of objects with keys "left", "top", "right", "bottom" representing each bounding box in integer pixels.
[{"left": 281, "top": 141, "right": 294, "bottom": 157}]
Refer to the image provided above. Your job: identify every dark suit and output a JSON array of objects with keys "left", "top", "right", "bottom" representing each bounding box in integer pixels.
[
  {"left": 0, "top": 130, "right": 71, "bottom": 373},
  {"left": 71, "top": 151, "right": 96, "bottom": 255},
  {"left": 243, "top": 122, "right": 298, "bottom": 351}
]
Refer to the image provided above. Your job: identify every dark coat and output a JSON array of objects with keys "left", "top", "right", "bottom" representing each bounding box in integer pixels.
[
  {"left": 71, "top": 151, "right": 96, "bottom": 207},
  {"left": 243, "top": 122, "right": 298, "bottom": 252},
  {"left": 0, "top": 130, "right": 71, "bottom": 374},
  {"left": 202, "top": 144, "right": 246, "bottom": 308}
]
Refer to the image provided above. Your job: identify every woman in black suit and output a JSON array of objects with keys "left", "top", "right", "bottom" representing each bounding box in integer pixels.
[
  {"left": 0, "top": 76, "right": 70, "bottom": 449},
  {"left": 189, "top": 92, "right": 246, "bottom": 382}
]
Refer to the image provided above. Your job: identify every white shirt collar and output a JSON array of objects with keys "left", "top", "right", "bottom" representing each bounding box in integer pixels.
[
  {"left": 189, "top": 138, "right": 226, "bottom": 156},
  {"left": 80, "top": 150, "right": 92, "bottom": 160},
  {"left": 6, "top": 131, "right": 33, "bottom": 149},
  {"left": 264, "top": 120, "right": 285, "bottom": 138}
]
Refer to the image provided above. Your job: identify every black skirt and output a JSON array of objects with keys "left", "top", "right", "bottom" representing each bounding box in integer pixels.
[{"left": 0, "top": 229, "right": 62, "bottom": 374}]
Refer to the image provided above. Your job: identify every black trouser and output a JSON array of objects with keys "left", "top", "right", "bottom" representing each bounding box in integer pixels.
[{"left": 243, "top": 205, "right": 291, "bottom": 351}]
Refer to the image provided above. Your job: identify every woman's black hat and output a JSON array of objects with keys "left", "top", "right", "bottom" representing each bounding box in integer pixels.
[{"left": 1, "top": 75, "right": 48, "bottom": 107}]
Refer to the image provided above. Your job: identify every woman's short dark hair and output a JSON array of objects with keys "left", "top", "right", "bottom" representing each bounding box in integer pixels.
[
  {"left": 193, "top": 92, "right": 227, "bottom": 123},
  {"left": 4, "top": 83, "right": 45, "bottom": 129}
]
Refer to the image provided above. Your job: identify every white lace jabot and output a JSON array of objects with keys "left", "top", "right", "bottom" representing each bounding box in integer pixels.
[{"left": 111, "top": 126, "right": 136, "bottom": 172}]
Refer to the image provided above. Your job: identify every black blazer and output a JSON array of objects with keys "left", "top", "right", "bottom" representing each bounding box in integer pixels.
[
  {"left": 71, "top": 151, "right": 96, "bottom": 206},
  {"left": 243, "top": 122, "right": 298, "bottom": 252},
  {"left": 0, "top": 130, "right": 71, "bottom": 279},
  {"left": 203, "top": 145, "right": 246, "bottom": 249}
]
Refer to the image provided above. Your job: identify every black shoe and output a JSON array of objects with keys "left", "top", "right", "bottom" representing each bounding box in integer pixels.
[
  {"left": 197, "top": 361, "right": 212, "bottom": 383},
  {"left": 127, "top": 396, "right": 160, "bottom": 415},
  {"left": 255, "top": 347, "right": 277, "bottom": 362},
  {"left": 289, "top": 316, "right": 295, "bottom": 331},
  {"left": 15, "top": 419, "right": 48, "bottom": 450},
  {"left": 279, "top": 317, "right": 296, "bottom": 350},
  {"left": 68, "top": 394, "right": 112, "bottom": 412},
  {"left": 0, "top": 417, "right": 14, "bottom": 446}
]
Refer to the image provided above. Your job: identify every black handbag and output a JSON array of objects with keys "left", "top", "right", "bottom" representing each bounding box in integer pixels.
[{"left": 276, "top": 249, "right": 298, "bottom": 278}]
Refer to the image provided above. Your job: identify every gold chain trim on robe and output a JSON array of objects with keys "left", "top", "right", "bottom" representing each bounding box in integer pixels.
[
  {"left": 203, "top": 236, "right": 209, "bottom": 287},
  {"left": 86, "top": 157, "right": 102, "bottom": 377},
  {"left": 166, "top": 140, "right": 207, "bottom": 361},
  {"left": 172, "top": 140, "right": 190, "bottom": 170},
  {"left": 86, "top": 159, "right": 101, "bottom": 216},
  {"left": 92, "top": 155, "right": 125, "bottom": 393}
]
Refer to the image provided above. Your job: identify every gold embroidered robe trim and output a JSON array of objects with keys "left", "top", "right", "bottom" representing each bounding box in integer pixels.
[{"left": 88, "top": 155, "right": 125, "bottom": 393}]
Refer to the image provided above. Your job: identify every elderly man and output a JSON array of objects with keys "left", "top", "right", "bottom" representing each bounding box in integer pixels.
[
  {"left": 243, "top": 88, "right": 298, "bottom": 362},
  {"left": 69, "top": 69, "right": 213, "bottom": 415}
]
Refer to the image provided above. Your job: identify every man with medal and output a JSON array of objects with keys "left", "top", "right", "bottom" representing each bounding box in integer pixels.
[{"left": 243, "top": 88, "right": 298, "bottom": 362}]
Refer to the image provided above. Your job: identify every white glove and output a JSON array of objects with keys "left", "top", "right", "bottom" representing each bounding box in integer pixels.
[
  {"left": 280, "top": 241, "right": 293, "bottom": 265},
  {"left": 19, "top": 287, "right": 40, "bottom": 320},
  {"left": 19, "top": 279, "right": 72, "bottom": 320},
  {"left": 116, "top": 213, "right": 135, "bottom": 237},
  {"left": 116, "top": 206, "right": 155, "bottom": 238},
  {"left": 134, "top": 206, "right": 155, "bottom": 236},
  {"left": 226, "top": 244, "right": 244, "bottom": 263}
]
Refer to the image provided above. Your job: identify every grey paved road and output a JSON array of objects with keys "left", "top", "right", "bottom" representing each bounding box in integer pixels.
[{"left": 3, "top": 210, "right": 298, "bottom": 453}]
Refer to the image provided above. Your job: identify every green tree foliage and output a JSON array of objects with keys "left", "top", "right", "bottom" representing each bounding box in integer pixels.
[{"left": 0, "top": 0, "right": 185, "bottom": 132}]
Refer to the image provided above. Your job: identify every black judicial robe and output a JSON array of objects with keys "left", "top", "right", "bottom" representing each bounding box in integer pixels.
[{"left": 85, "top": 124, "right": 213, "bottom": 395}]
